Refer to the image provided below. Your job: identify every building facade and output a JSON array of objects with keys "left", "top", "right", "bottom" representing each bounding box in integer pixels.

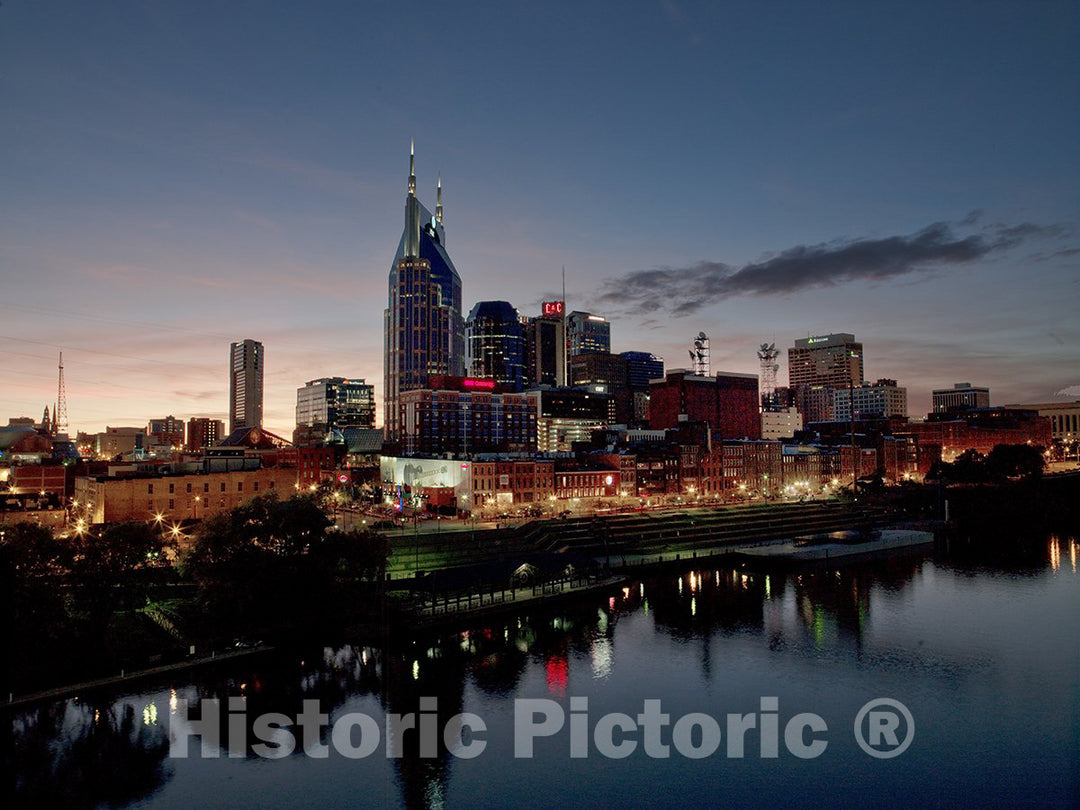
[
  {"left": 648, "top": 369, "right": 760, "bottom": 439},
  {"left": 1002, "top": 401, "right": 1080, "bottom": 443},
  {"left": 229, "top": 339, "right": 264, "bottom": 434},
  {"left": 466, "top": 300, "right": 526, "bottom": 391},
  {"left": 74, "top": 466, "right": 298, "bottom": 524},
  {"left": 788, "top": 333, "right": 863, "bottom": 423},
  {"left": 186, "top": 418, "right": 225, "bottom": 452},
  {"left": 384, "top": 146, "right": 465, "bottom": 441},
  {"left": 524, "top": 309, "right": 566, "bottom": 388},
  {"left": 833, "top": 379, "right": 908, "bottom": 421},
  {"left": 294, "top": 377, "right": 376, "bottom": 447},
  {"left": 147, "top": 416, "right": 185, "bottom": 450},
  {"left": 566, "top": 311, "right": 611, "bottom": 356},
  {"left": 933, "top": 383, "right": 990, "bottom": 413},
  {"left": 761, "top": 407, "right": 803, "bottom": 440},
  {"left": 527, "top": 388, "right": 610, "bottom": 453},
  {"left": 399, "top": 382, "right": 537, "bottom": 456}
]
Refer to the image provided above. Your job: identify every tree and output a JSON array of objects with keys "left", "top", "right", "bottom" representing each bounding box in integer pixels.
[{"left": 985, "top": 443, "right": 1045, "bottom": 481}]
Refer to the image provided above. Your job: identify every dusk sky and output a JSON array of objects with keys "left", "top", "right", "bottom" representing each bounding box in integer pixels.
[{"left": 2, "top": 1, "right": 1077, "bottom": 437}]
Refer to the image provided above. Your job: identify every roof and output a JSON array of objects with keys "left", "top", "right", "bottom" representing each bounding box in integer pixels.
[{"left": 343, "top": 427, "right": 383, "bottom": 455}]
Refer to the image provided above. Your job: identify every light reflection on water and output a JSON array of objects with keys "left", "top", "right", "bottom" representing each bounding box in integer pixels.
[{"left": 8, "top": 537, "right": 1079, "bottom": 809}]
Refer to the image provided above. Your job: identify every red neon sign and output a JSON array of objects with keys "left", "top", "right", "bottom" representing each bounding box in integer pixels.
[
  {"left": 542, "top": 301, "right": 564, "bottom": 316},
  {"left": 463, "top": 378, "right": 496, "bottom": 389}
]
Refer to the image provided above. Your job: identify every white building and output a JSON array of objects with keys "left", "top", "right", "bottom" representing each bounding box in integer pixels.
[{"left": 761, "top": 407, "right": 803, "bottom": 440}]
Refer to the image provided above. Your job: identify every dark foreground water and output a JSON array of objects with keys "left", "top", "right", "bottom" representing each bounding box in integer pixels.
[{"left": 8, "top": 535, "right": 1080, "bottom": 809}]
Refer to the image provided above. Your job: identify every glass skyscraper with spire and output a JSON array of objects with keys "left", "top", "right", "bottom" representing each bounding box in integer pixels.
[{"left": 383, "top": 143, "right": 465, "bottom": 441}]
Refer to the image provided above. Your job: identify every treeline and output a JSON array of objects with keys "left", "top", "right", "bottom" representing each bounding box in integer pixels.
[
  {"left": 0, "top": 494, "right": 389, "bottom": 696},
  {"left": 926, "top": 443, "right": 1045, "bottom": 484}
]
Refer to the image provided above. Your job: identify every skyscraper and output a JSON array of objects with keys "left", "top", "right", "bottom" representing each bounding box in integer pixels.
[
  {"left": 567, "top": 311, "right": 611, "bottom": 356},
  {"left": 524, "top": 305, "right": 566, "bottom": 388},
  {"left": 466, "top": 301, "right": 525, "bottom": 391},
  {"left": 384, "top": 143, "right": 465, "bottom": 440},
  {"left": 229, "top": 339, "right": 263, "bottom": 434},
  {"left": 787, "top": 333, "right": 863, "bottom": 423}
]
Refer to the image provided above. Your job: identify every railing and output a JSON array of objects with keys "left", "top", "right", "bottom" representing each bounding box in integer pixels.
[{"left": 413, "top": 574, "right": 601, "bottom": 617}]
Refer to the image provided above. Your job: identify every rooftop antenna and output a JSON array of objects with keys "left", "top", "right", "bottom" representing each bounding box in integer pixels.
[
  {"left": 54, "top": 351, "right": 68, "bottom": 436},
  {"left": 690, "top": 332, "right": 710, "bottom": 376}
]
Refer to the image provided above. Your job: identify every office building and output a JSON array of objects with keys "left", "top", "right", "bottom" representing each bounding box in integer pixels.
[
  {"left": 384, "top": 144, "right": 465, "bottom": 441},
  {"left": 229, "top": 339, "right": 264, "bottom": 433},
  {"left": 788, "top": 333, "right": 863, "bottom": 423},
  {"left": 567, "top": 310, "right": 611, "bottom": 356},
  {"left": 466, "top": 300, "right": 526, "bottom": 391},
  {"left": 526, "top": 387, "right": 610, "bottom": 452},
  {"left": 569, "top": 352, "right": 629, "bottom": 424},
  {"left": 398, "top": 376, "right": 536, "bottom": 456},
  {"left": 524, "top": 305, "right": 566, "bottom": 387},
  {"left": 932, "top": 382, "right": 990, "bottom": 413},
  {"left": 833, "top": 379, "right": 908, "bottom": 421},
  {"left": 294, "top": 377, "right": 376, "bottom": 447}
]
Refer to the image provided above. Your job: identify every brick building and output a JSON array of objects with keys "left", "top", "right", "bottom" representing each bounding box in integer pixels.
[{"left": 649, "top": 369, "right": 760, "bottom": 439}]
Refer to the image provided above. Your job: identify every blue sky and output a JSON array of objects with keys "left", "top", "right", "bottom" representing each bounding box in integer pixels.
[{"left": 2, "top": 1, "right": 1077, "bottom": 435}]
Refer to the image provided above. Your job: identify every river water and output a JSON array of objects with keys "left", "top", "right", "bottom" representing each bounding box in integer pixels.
[{"left": 9, "top": 535, "right": 1079, "bottom": 808}]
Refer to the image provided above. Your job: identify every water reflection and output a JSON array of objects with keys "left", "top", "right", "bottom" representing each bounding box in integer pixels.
[
  {"left": 10, "top": 696, "right": 172, "bottom": 808},
  {"left": 7, "top": 534, "right": 1078, "bottom": 809}
]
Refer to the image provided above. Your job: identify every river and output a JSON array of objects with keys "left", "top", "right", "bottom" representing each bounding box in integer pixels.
[{"left": 8, "top": 534, "right": 1079, "bottom": 808}]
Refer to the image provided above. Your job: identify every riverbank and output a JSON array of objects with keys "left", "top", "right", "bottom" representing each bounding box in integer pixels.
[{"left": 2, "top": 644, "right": 276, "bottom": 711}]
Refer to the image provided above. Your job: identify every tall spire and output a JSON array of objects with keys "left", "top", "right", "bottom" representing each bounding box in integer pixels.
[
  {"left": 408, "top": 138, "right": 416, "bottom": 197},
  {"left": 435, "top": 174, "right": 443, "bottom": 225}
]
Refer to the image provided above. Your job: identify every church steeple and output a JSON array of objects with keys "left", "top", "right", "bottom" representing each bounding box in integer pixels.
[{"left": 436, "top": 174, "right": 443, "bottom": 225}]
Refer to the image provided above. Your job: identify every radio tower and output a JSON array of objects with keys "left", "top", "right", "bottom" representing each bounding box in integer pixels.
[
  {"left": 757, "top": 342, "right": 780, "bottom": 408},
  {"left": 54, "top": 352, "right": 69, "bottom": 437},
  {"left": 689, "top": 332, "right": 710, "bottom": 376}
]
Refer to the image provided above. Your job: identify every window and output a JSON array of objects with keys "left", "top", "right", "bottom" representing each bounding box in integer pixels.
[
  {"left": 221, "top": 482, "right": 226, "bottom": 492},
  {"left": 238, "top": 482, "right": 243, "bottom": 492},
  {"left": 186, "top": 483, "right": 192, "bottom": 494},
  {"left": 148, "top": 483, "right": 154, "bottom": 494},
  {"left": 169, "top": 483, "right": 174, "bottom": 494},
  {"left": 204, "top": 483, "right": 209, "bottom": 493},
  {"left": 169, "top": 499, "right": 174, "bottom": 509},
  {"left": 254, "top": 481, "right": 260, "bottom": 492}
]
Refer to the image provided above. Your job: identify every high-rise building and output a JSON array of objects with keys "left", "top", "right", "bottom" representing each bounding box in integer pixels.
[
  {"left": 788, "top": 333, "right": 863, "bottom": 423},
  {"left": 833, "top": 379, "right": 908, "bottom": 421},
  {"left": 932, "top": 383, "right": 990, "bottom": 413},
  {"left": 229, "top": 339, "right": 264, "bottom": 434},
  {"left": 524, "top": 305, "right": 566, "bottom": 387},
  {"left": 620, "top": 351, "right": 664, "bottom": 428},
  {"left": 649, "top": 369, "right": 761, "bottom": 439},
  {"left": 187, "top": 418, "right": 225, "bottom": 451},
  {"left": 294, "top": 377, "right": 376, "bottom": 447},
  {"left": 567, "top": 311, "right": 610, "bottom": 356},
  {"left": 399, "top": 377, "right": 536, "bottom": 456},
  {"left": 569, "top": 352, "right": 629, "bottom": 425},
  {"left": 384, "top": 144, "right": 465, "bottom": 441},
  {"left": 466, "top": 301, "right": 525, "bottom": 391}
]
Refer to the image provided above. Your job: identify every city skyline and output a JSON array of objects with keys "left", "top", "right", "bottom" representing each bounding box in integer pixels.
[{"left": 2, "top": 2, "right": 1077, "bottom": 436}]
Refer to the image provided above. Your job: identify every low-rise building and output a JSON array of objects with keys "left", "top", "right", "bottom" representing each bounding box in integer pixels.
[{"left": 74, "top": 466, "right": 299, "bottom": 524}]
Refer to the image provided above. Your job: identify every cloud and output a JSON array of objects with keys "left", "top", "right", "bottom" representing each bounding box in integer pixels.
[{"left": 596, "top": 219, "right": 1065, "bottom": 316}]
